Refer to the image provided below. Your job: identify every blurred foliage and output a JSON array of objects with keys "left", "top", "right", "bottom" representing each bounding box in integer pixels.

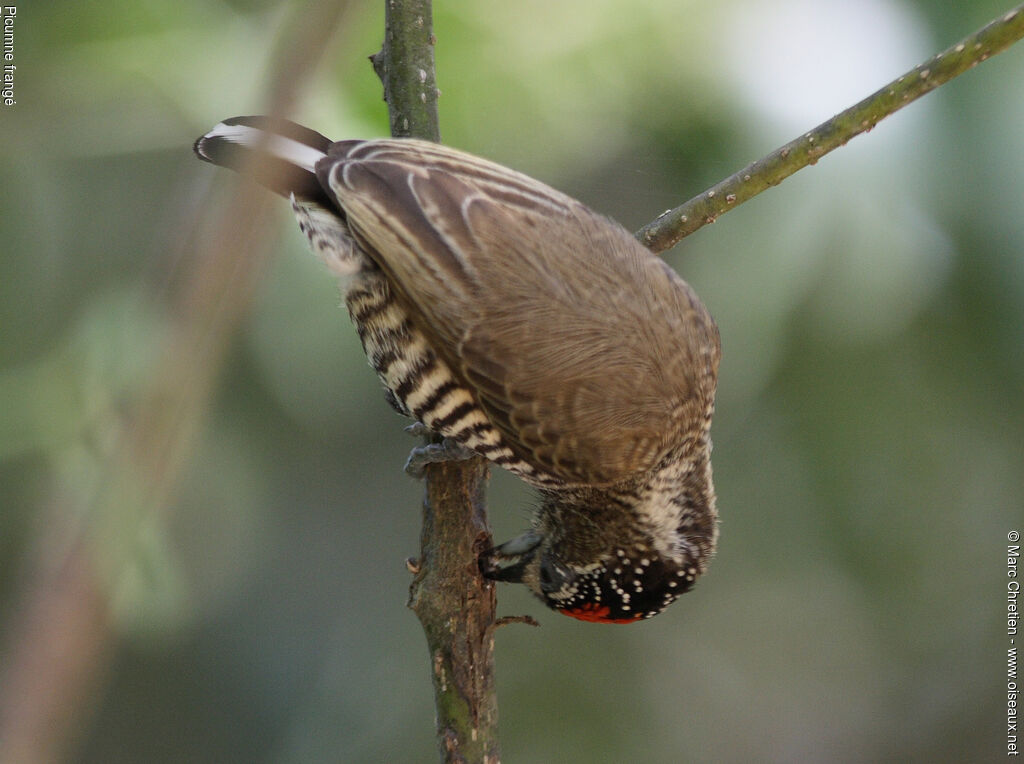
[{"left": 1, "top": 0, "right": 1023, "bottom": 761}]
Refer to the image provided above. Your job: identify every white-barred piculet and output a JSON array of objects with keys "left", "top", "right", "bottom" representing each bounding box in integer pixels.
[{"left": 194, "top": 117, "right": 720, "bottom": 623}]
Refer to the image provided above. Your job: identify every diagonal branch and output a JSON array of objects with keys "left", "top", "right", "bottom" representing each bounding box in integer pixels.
[{"left": 636, "top": 4, "right": 1024, "bottom": 253}]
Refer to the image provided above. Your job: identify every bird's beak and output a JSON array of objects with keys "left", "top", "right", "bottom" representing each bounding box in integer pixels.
[{"left": 480, "top": 531, "right": 542, "bottom": 583}]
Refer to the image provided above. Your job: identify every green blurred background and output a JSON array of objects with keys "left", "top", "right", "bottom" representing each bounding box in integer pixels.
[{"left": 1, "top": 0, "right": 1022, "bottom": 761}]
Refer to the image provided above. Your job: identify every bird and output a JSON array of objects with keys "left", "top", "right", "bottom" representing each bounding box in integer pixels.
[{"left": 194, "top": 116, "right": 721, "bottom": 623}]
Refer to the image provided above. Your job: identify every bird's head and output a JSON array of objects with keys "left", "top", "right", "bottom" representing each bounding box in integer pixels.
[{"left": 480, "top": 484, "right": 716, "bottom": 623}]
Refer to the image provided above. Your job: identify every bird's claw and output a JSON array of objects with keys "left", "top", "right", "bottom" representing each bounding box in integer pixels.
[
  {"left": 480, "top": 531, "right": 542, "bottom": 582},
  {"left": 404, "top": 422, "right": 432, "bottom": 438},
  {"left": 404, "top": 437, "right": 476, "bottom": 478}
]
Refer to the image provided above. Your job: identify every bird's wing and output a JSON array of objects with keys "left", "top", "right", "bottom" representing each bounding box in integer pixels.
[{"left": 318, "top": 139, "right": 720, "bottom": 485}]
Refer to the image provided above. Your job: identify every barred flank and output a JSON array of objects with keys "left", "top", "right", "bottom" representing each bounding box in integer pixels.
[
  {"left": 342, "top": 272, "right": 553, "bottom": 482},
  {"left": 195, "top": 117, "right": 719, "bottom": 492}
]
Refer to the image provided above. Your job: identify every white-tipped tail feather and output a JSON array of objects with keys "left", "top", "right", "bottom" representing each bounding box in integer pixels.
[
  {"left": 193, "top": 116, "right": 334, "bottom": 203},
  {"left": 195, "top": 116, "right": 364, "bottom": 276},
  {"left": 200, "top": 121, "right": 326, "bottom": 173}
]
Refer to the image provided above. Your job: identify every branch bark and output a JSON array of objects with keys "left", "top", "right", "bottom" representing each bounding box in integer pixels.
[
  {"left": 370, "top": 0, "right": 441, "bottom": 142},
  {"left": 636, "top": 3, "right": 1024, "bottom": 253},
  {"left": 371, "top": 3, "right": 501, "bottom": 762}
]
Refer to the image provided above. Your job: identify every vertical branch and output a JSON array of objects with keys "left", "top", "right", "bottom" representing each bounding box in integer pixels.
[
  {"left": 370, "top": 0, "right": 442, "bottom": 141},
  {"left": 371, "top": 2, "right": 501, "bottom": 762},
  {"left": 413, "top": 458, "right": 499, "bottom": 764}
]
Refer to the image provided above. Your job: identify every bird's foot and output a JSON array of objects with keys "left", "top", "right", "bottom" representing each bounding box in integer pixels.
[
  {"left": 403, "top": 424, "right": 476, "bottom": 478},
  {"left": 480, "top": 531, "right": 542, "bottom": 582}
]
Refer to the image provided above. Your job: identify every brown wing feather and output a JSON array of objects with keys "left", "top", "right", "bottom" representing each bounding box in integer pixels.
[{"left": 318, "top": 139, "right": 720, "bottom": 484}]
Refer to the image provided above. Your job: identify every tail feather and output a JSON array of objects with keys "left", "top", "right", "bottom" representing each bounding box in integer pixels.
[{"left": 193, "top": 116, "right": 333, "bottom": 205}]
